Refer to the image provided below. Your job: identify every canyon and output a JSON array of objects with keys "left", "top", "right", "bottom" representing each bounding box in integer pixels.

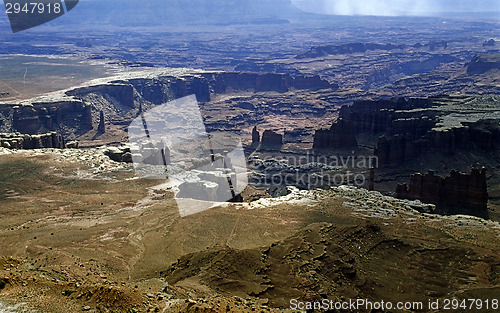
[{"left": 0, "top": 2, "right": 499, "bottom": 312}]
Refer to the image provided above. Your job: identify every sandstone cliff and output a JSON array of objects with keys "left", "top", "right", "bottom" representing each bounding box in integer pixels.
[
  {"left": 0, "top": 132, "right": 64, "bottom": 149},
  {"left": 313, "top": 119, "right": 358, "bottom": 150},
  {"left": 334, "top": 96, "right": 500, "bottom": 167},
  {"left": 0, "top": 69, "right": 335, "bottom": 142},
  {"left": 396, "top": 168, "right": 488, "bottom": 210}
]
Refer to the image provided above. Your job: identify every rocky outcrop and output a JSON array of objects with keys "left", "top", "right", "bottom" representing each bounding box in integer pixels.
[
  {"left": 260, "top": 130, "right": 283, "bottom": 150},
  {"left": 0, "top": 132, "right": 64, "bottom": 149},
  {"left": 483, "top": 39, "right": 496, "bottom": 47},
  {"left": 0, "top": 101, "right": 92, "bottom": 136},
  {"left": 313, "top": 119, "right": 358, "bottom": 150},
  {"left": 97, "top": 111, "right": 106, "bottom": 133},
  {"left": 396, "top": 168, "right": 488, "bottom": 210},
  {"left": 251, "top": 126, "right": 260, "bottom": 147},
  {"left": 104, "top": 145, "right": 134, "bottom": 163}
]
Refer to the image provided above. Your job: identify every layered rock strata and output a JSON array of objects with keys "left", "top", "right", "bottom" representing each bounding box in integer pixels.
[{"left": 0, "top": 132, "right": 64, "bottom": 149}]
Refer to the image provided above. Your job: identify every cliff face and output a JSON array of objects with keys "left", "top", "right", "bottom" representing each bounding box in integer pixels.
[
  {"left": 339, "top": 98, "right": 434, "bottom": 134},
  {"left": 313, "top": 119, "right": 358, "bottom": 150},
  {"left": 1, "top": 100, "right": 92, "bottom": 137},
  {"left": 0, "top": 132, "right": 64, "bottom": 149},
  {"left": 260, "top": 130, "right": 283, "bottom": 150},
  {"left": 334, "top": 96, "right": 500, "bottom": 167},
  {"left": 0, "top": 70, "right": 334, "bottom": 141},
  {"left": 396, "top": 168, "right": 488, "bottom": 210},
  {"left": 203, "top": 72, "right": 335, "bottom": 94},
  {"left": 67, "top": 84, "right": 135, "bottom": 108},
  {"left": 374, "top": 121, "right": 500, "bottom": 167}
]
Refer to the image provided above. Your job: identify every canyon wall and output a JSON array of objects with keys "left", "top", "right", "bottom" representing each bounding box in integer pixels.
[
  {"left": 0, "top": 71, "right": 335, "bottom": 141},
  {"left": 331, "top": 96, "right": 500, "bottom": 167},
  {"left": 0, "top": 100, "right": 92, "bottom": 137},
  {"left": 313, "top": 119, "right": 358, "bottom": 150},
  {"left": 396, "top": 168, "right": 488, "bottom": 210}
]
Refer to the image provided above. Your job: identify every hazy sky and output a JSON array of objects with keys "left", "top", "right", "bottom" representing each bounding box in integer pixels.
[{"left": 291, "top": 0, "right": 500, "bottom": 16}]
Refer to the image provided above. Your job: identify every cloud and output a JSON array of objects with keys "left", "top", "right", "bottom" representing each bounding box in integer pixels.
[{"left": 291, "top": 0, "right": 498, "bottom": 16}]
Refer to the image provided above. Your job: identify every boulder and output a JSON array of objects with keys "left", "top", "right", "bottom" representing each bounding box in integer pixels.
[{"left": 66, "top": 141, "right": 79, "bottom": 149}]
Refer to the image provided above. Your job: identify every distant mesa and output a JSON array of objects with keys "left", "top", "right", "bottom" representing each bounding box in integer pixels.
[
  {"left": 483, "top": 39, "right": 496, "bottom": 47},
  {"left": 44, "top": 0, "right": 302, "bottom": 28},
  {"left": 296, "top": 41, "right": 448, "bottom": 59}
]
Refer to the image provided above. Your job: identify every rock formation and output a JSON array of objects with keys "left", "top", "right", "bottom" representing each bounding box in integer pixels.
[
  {"left": 104, "top": 145, "right": 134, "bottom": 163},
  {"left": 97, "top": 111, "right": 106, "bottom": 133},
  {"left": 396, "top": 168, "right": 488, "bottom": 210},
  {"left": 0, "top": 132, "right": 64, "bottom": 149},
  {"left": 313, "top": 119, "right": 358, "bottom": 150},
  {"left": 260, "top": 130, "right": 283, "bottom": 150},
  {"left": 467, "top": 54, "right": 500, "bottom": 75},
  {"left": 369, "top": 167, "right": 375, "bottom": 191},
  {"left": 330, "top": 96, "right": 500, "bottom": 167},
  {"left": 66, "top": 141, "right": 79, "bottom": 149},
  {"left": 0, "top": 101, "right": 92, "bottom": 137},
  {"left": 483, "top": 39, "right": 496, "bottom": 47},
  {"left": 251, "top": 126, "right": 260, "bottom": 147}
]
